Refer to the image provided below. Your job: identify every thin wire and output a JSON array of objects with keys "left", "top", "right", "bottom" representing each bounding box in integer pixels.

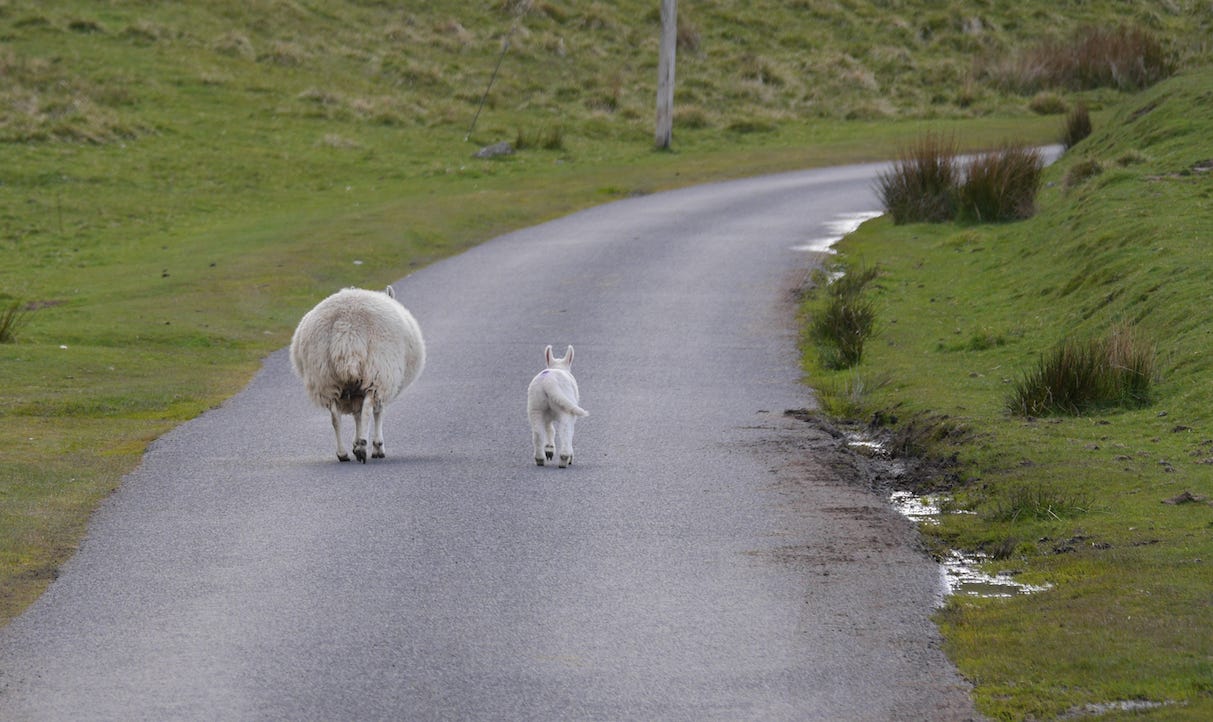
[{"left": 465, "top": 27, "right": 515, "bottom": 142}]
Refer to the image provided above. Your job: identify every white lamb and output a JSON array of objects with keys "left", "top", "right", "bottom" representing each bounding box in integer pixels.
[
  {"left": 527, "top": 345, "right": 588, "bottom": 468},
  {"left": 290, "top": 286, "right": 425, "bottom": 463}
]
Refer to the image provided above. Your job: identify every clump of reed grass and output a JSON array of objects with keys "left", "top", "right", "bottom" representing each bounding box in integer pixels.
[
  {"left": 1028, "top": 91, "right": 1067, "bottom": 115},
  {"left": 981, "top": 25, "right": 1174, "bottom": 93},
  {"left": 1063, "top": 158, "right": 1103, "bottom": 190},
  {"left": 956, "top": 145, "right": 1045, "bottom": 223},
  {"left": 0, "top": 299, "right": 29, "bottom": 343},
  {"left": 514, "top": 125, "right": 564, "bottom": 150},
  {"left": 983, "top": 483, "right": 1091, "bottom": 522},
  {"left": 673, "top": 105, "right": 711, "bottom": 129},
  {"left": 879, "top": 136, "right": 1044, "bottom": 224},
  {"left": 810, "top": 266, "right": 880, "bottom": 369},
  {"left": 1062, "top": 102, "right": 1092, "bottom": 150},
  {"left": 885, "top": 412, "right": 971, "bottom": 460},
  {"left": 814, "top": 372, "right": 873, "bottom": 420},
  {"left": 1008, "top": 323, "right": 1156, "bottom": 416},
  {"left": 876, "top": 132, "right": 959, "bottom": 224}
]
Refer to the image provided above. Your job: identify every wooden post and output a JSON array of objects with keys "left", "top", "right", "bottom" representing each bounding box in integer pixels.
[{"left": 655, "top": 0, "right": 676, "bottom": 150}]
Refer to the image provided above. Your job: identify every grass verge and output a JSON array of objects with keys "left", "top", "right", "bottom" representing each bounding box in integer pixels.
[{"left": 806, "top": 67, "right": 1213, "bottom": 720}]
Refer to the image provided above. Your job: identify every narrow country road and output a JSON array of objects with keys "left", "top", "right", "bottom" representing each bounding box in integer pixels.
[{"left": 0, "top": 163, "right": 979, "bottom": 720}]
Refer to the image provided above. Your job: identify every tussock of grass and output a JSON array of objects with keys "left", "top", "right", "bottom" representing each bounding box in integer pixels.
[
  {"left": 979, "top": 25, "right": 1176, "bottom": 93},
  {"left": 982, "top": 483, "right": 1091, "bottom": 522},
  {"left": 808, "top": 266, "right": 880, "bottom": 369},
  {"left": 0, "top": 300, "right": 29, "bottom": 344},
  {"left": 1028, "top": 91, "right": 1068, "bottom": 115},
  {"left": 877, "top": 132, "right": 959, "bottom": 224},
  {"left": 885, "top": 412, "right": 971, "bottom": 462},
  {"left": 1063, "top": 158, "right": 1104, "bottom": 189},
  {"left": 514, "top": 125, "right": 565, "bottom": 151},
  {"left": 1062, "top": 102, "right": 1093, "bottom": 150},
  {"left": 956, "top": 144, "right": 1044, "bottom": 223},
  {"left": 879, "top": 137, "right": 1044, "bottom": 224},
  {"left": 814, "top": 372, "right": 885, "bottom": 421},
  {"left": 1008, "top": 323, "right": 1155, "bottom": 417}
]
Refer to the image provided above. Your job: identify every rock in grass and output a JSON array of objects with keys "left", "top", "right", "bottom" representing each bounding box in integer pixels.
[
  {"left": 1161, "top": 491, "right": 1206, "bottom": 504},
  {"left": 473, "top": 141, "right": 514, "bottom": 159}
]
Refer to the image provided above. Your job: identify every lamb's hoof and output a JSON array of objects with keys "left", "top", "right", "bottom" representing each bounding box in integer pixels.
[
  {"left": 337, "top": 453, "right": 351, "bottom": 462},
  {"left": 353, "top": 439, "right": 368, "bottom": 464},
  {"left": 372, "top": 442, "right": 385, "bottom": 460},
  {"left": 545, "top": 449, "right": 554, "bottom": 461},
  {"left": 558, "top": 454, "right": 572, "bottom": 468},
  {"left": 535, "top": 457, "right": 545, "bottom": 466}
]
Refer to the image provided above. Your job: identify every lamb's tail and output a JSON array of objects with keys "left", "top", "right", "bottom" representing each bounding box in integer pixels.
[{"left": 551, "top": 393, "right": 589, "bottom": 418}]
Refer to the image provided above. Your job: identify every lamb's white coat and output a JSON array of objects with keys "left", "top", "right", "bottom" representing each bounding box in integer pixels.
[
  {"left": 526, "top": 345, "right": 588, "bottom": 467},
  {"left": 290, "top": 286, "right": 425, "bottom": 462}
]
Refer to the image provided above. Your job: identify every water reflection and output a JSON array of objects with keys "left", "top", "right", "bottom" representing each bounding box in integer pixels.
[{"left": 846, "top": 438, "right": 1052, "bottom": 600}]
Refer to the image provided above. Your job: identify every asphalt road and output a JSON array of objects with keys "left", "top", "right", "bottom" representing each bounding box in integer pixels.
[{"left": 0, "top": 163, "right": 979, "bottom": 720}]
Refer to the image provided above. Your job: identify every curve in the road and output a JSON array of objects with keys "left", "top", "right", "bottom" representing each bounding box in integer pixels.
[{"left": 0, "top": 163, "right": 979, "bottom": 721}]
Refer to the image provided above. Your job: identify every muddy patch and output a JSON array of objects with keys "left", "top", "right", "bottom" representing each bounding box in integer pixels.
[{"left": 786, "top": 410, "right": 1052, "bottom": 600}]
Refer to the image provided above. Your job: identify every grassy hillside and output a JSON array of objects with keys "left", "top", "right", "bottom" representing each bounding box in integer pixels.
[
  {"left": 812, "top": 67, "right": 1213, "bottom": 719},
  {"left": 3, "top": 1, "right": 1210, "bottom": 142},
  {"left": 1, "top": 0, "right": 1211, "bottom": 713}
]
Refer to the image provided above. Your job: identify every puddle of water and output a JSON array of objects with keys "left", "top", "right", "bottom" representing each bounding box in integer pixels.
[
  {"left": 791, "top": 210, "right": 884, "bottom": 253},
  {"left": 1060, "top": 700, "right": 1169, "bottom": 719},
  {"left": 889, "top": 490, "right": 942, "bottom": 526},
  {"left": 939, "top": 550, "right": 1052, "bottom": 598},
  {"left": 843, "top": 433, "right": 1052, "bottom": 600},
  {"left": 844, "top": 432, "right": 886, "bottom": 454}
]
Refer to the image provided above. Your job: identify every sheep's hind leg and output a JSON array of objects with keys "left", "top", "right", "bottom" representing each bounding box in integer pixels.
[
  {"left": 352, "top": 399, "right": 372, "bottom": 463},
  {"left": 371, "top": 397, "right": 386, "bottom": 459},
  {"left": 331, "top": 407, "right": 351, "bottom": 462}
]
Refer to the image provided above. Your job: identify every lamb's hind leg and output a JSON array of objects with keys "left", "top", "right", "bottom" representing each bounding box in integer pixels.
[
  {"left": 371, "top": 397, "right": 386, "bottom": 459},
  {"left": 331, "top": 407, "right": 351, "bottom": 462},
  {"left": 556, "top": 415, "right": 576, "bottom": 468},
  {"left": 529, "top": 410, "right": 551, "bottom": 466},
  {"left": 544, "top": 419, "right": 556, "bottom": 462}
]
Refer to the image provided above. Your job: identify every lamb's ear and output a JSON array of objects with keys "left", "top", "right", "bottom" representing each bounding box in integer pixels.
[
  {"left": 563, "top": 345, "right": 574, "bottom": 365},
  {"left": 544, "top": 345, "right": 554, "bottom": 367},
  {"left": 385, "top": 285, "right": 397, "bottom": 299}
]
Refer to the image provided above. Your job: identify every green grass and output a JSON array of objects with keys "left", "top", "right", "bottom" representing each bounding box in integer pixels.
[
  {"left": 811, "top": 67, "right": 1213, "bottom": 720},
  {"left": 2, "top": 0, "right": 1212, "bottom": 717}
]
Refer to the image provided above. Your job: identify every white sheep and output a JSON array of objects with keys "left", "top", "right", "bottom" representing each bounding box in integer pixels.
[
  {"left": 527, "top": 345, "right": 588, "bottom": 467},
  {"left": 290, "top": 286, "right": 425, "bottom": 463}
]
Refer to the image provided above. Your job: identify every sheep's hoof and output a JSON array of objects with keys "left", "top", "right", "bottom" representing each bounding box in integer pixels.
[
  {"left": 544, "top": 449, "right": 554, "bottom": 461},
  {"left": 353, "top": 439, "right": 368, "bottom": 463},
  {"left": 372, "top": 442, "right": 385, "bottom": 459},
  {"left": 558, "top": 454, "right": 572, "bottom": 468},
  {"left": 535, "top": 457, "right": 545, "bottom": 466},
  {"left": 337, "top": 453, "right": 351, "bottom": 462}
]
